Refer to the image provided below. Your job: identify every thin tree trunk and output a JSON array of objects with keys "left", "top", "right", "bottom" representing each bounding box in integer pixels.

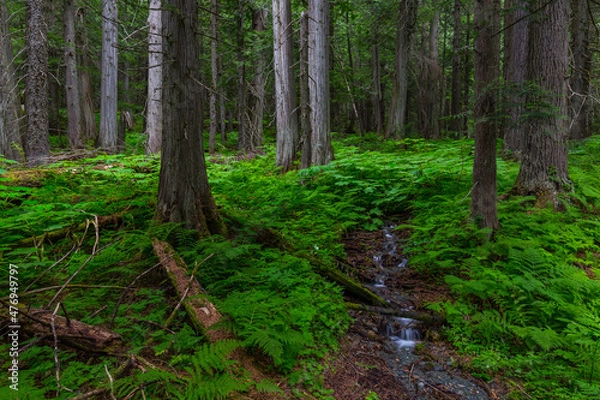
[
  {"left": 371, "top": 39, "right": 384, "bottom": 135},
  {"left": 569, "top": 0, "right": 592, "bottom": 139},
  {"left": 76, "top": 5, "right": 97, "bottom": 144},
  {"left": 25, "top": 0, "right": 50, "bottom": 164},
  {"left": 236, "top": 2, "right": 250, "bottom": 153},
  {"left": 273, "top": 0, "right": 299, "bottom": 171},
  {"left": 157, "top": 0, "right": 225, "bottom": 237},
  {"left": 249, "top": 6, "right": 267, "bottom": 149},
  {"left": 99, "top": 0, "right": 118, "bottom": 151},
  {"left": 64, "top": 0, "right": 83, "bottom": 149},
  {"left": 309, "top": 0, "right": 333, "bottom": 165},
  {"left": 513, "top": 0, "right": 571, "bottom": 205},
  {"left": 416, "top": 10, "right": 441, "bottom": 139},
  {"left": 209, "top": 0, "right": 218, "bottom": 153},
  {"left": 385, "top": 0, "right": 418, "bottom": 139},
  {"left": 449, "top": 0, "right": 463, "bottom": 135},
  {"left": 0, "top": 1, "right": 23, "bottom": 161},
  {"left": 502, "top": 0, "right": 528, "bottom": 155},
  {"left": 471, "top": 0, "right": 500, "bottom": 230},
  {"left": 145, "top": 0, "right": 162, "bottom": 154}
]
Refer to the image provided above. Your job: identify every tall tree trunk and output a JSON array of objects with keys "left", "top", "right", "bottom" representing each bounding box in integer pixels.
[
  {"left": 449, "top": 0, "right": 463, "bottom": 135},
  {"left": 25, "top": 0, "right": 50, "bottom": 163},
  {"left": 145, "top": 0, "right": 162, "bottom": 154},
  {"left": 300, "top": 11, "right": 311, "bottom": 169},
  {"left": 385, "top": 0, "right": 418, "bottom": 139},
  {"left": 416, "top": 10, "right": 441, "bottom": 139},
  {"left": 209, "top": 0, "right": 219, "bottom": 154},
  {"left": 569, "top": 0, "right": 592, "bottom": 139},
  {"left": 309, "top": 0, "right": 333, "bottom": 165},
  {"left": 502, "top": 0, "right": 528, "bottom": 155},
  {"left": 236, "top": 1, "right": 250, "bottom": 153},
  {"left": 371, "top": 38, "right": 384, "bottom": 135},
  {"left": 144, "top": 0, "right": 162, "bottom": 153},
  {"left": 157, "top": 0, "right": 225, "bottom": 237},
  {"left": 249, "top": 6, "right": 267, "bottom": 149},
  {"left": 0, "top": 1, "right": 23, "bottom": 161},
  {"left": 76, "top": 5, "right": 97, "bottom": 144},
  {"left": 273, "top": 0, "right": 299, "bottom": 171},
  {"left": 471, "top": 0, "right": 500, "bottom": 230},
  {"left": 513, "top": 0, "right": 571, "bottom": 205},
  {"left": 64, "top": 0, "right": 83, "bottom": 149},
  {"left": 100, "top": 0, "right": 118, "bottom": 151}
]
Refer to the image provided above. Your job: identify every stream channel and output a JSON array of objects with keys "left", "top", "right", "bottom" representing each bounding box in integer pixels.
[{"left": 361, "top": 222, "right": 491, "bottom": 399}]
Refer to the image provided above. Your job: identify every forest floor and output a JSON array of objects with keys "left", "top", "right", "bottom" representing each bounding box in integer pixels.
[{"left": 322, "top": 223, "right": 510, "bottom": 400}]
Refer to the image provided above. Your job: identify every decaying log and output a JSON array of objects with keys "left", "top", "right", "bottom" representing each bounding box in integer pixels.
[
  {"left": 151, "top": 239, "right": 229, "bottom": 342},
  {"left": 9, "top": 306, "right": 123, "bottom": 353},
  {"left": 251, "top": 225, "right": 388, "bottom": 306},
  {"left": 15, "top": 215, "right": 124, "bottom": 248},
  {"left": 345, "top": 302, "right": 446, "bottom": 325}
]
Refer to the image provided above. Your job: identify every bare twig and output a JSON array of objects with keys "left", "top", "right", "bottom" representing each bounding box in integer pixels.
[
  {"left": 51, "top": 303, "right": 62, "bottom": 396},
  {"left": 24, "top": 243, "right": 77, "bottom": 292},
  {"left": 104, "top": 364, "right": 116, "bottom": 400},
  {"left": 110, "top": 260, "right": 165, "bottom": 329}
]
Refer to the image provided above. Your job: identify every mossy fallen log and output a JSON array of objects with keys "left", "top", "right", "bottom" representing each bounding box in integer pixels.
[
  {"left": 14, "top": 215, "right": 124, "bottom": 248},
  {"left": 152, "top": 239, "right": 228, "bottom": 342},
  {"left": 345, "top": 302, "right": 445, "bottom": 325}
]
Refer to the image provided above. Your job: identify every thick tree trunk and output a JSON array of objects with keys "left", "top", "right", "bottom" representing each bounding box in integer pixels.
[
  {"left": 209, "top": 0, "right": 219, "bottom": 154},
  {"left": 99, "top": 0, "right": 118, "bottom": 151},
  {"left": 25, "top": 0, "right": 50, "bottom": 163},
  {"left": 145, "top": 0, "right": 162, "bottom": 154},
  {"left": 299, "top": 11, "right": 311, "bottom": 169},
  {"left": 309, "top": 0, "right": 333, "bottom": 165},
  {"left": 569, "top": 0, "right": 592, "bottom": 140},
  {"left": 0, "top": 1, "right": 23, "bottom": 161},
  {"left": 471, "top": 0, "right": 500, "bottom": 230},
  {"left": 385, "top": 0, "right": 418, "bottom": 139},
  {"left": 273, "top": 0, "right": 299, "bottom": 171},
  {"left": 249, "top": 7, "right": 267, "bottom": 149},
  {"left": 76, "top": 5, "right": 97, "bottom": 144},
  {"left": 64, "top": 0, "right": 83, "bottom": 149},
  {"left": 513, "top": 0, "right": 571, "bottom": 205},
  {"left": 449, "top": 0, "right": 463, "bottom": 135},
  {"left": 157, "top": 0, "right": 225, "bottom": 237},
  {"left": 502, "top": 0, "right": 527, "bottom": 155}
]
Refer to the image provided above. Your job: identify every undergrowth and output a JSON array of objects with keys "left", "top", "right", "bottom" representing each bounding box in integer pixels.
[{"left": 1, "top": 134, "right": 599, "bottom": 399}]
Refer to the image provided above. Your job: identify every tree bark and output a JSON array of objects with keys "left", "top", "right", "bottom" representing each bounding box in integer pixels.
[
  {"left": 385, "top": 0, "right": 418, "bottom": 139},
  {"left": 157, "top": 0, "right": 226, "bottom": 237},
  {"left": 25, "top": 0, "right": 50, "bottom": 164},
  {"left": 145, "top": 0, "right": 162, "bottom": 154},
  {"left": 273, "top": 0, "right": 299, "bottom": 171},
  {"left": 99, "top": 0, "right": 118, "bottom": 151},
  {"left": 416, "top": 10, "right": 441, "bottom": 139},
  {"left": 235, "top": 2, "right": 251, "bottom": 153},
  {"left": 0, "top": 0, "right": 23, "bottom": 161},
  {"left": 249, "top": 6, "right": 267, "bottom": 149},
  {"left": 309, "top": 0, "right": 334, "bottom": 165},
  {"left": 64, "top": 0, "right": 83, "bottom": 149},
  {"left": 449, "top": 0, "right": 463, "bottom": 135},
  {"left": 471, "top": 0, "right": 500, "bottom": 230},
  {"left": 299, "top": 11, "right": 312, "bottom": 169},
  {"left": 76, "top": 5, "right": 97, "bottom": 144},
  {"left": 209, "top": 0, "right": 219, "bottom": 154},
  {"left": 568, "top": 0, "right": 592, "bottom": 140},
  {"left": 502, "top": 0, "right": 527, "bottom": 155},
  {"left": 513, "top": 0, "right": 571, "bottom": 205}
]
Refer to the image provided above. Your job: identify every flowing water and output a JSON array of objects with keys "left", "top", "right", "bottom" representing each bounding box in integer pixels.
[{"left": 371, "top": 223, "right": 420, "bottom": 349}]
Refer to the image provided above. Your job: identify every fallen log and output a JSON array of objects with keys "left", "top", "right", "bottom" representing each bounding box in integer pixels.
[
  {"left": 14, "top": 215, "right": 124, "bottom": 248},
  {"left": 152, "top": 239, "right": 228, "bottom": 342},
  {"left": 250, "top": 225, "right": 388, "bottom": 307},
  {"left": 3, "top": 304, "right": 124, "bottom": 354},
  {"left": 345, "top": 302, "right": 446, "bottom": 325}
]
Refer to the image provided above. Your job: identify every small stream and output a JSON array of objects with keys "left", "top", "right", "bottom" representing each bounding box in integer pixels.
[{"left": 370, "top": 223, "right": 420, "bottom": 350}]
